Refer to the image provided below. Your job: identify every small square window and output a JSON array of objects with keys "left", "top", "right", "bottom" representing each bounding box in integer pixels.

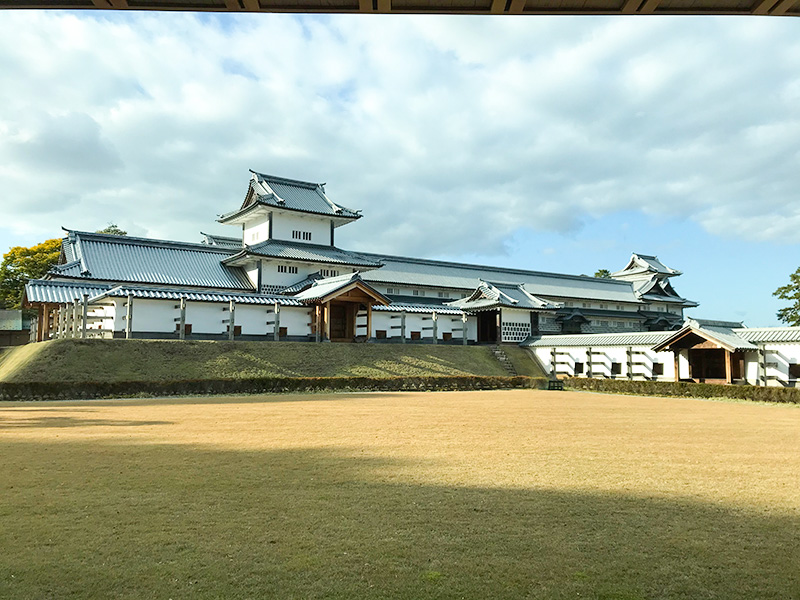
[
  {"left": 611, "top": 362, "right": 622, "bottom": 375},
  {"left": 574, "top": 362, "right": 584, "bottom": 374},
  {"left": 789, "top": 363, "right": 800, "bottom": 379},
  {"left": 653, "top": 363, "right": 664, "bottom": 376}
]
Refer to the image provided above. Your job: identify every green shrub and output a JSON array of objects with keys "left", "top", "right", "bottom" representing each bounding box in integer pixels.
[
  {"left": 0, "top": 376, "right": 548, "bottom": 401},
  {"left": 563, "top": 378, "right": 800, "bottom": 404}
]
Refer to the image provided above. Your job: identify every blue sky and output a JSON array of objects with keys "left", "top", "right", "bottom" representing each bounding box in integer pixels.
[{"left": 0, "top": 11, "right": 798, "bottom": 325}]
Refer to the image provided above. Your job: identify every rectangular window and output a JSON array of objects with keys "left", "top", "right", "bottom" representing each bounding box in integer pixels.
[
  {"left": 278, "top": 265, "right": 298, "bottom": 274},
  {"left": 386, "top": 287, "right": 396, "bottom": 294},
  {"left": 789, "top": 363, "right": 800, "bottom": 379},
  {"left": 653, "top": 363, "right": 665, "bottom": 376},
  {"left": 320, "top": 269, "right": 339, "bottom": 278},
  {"left": 438, "top": 291, "right": 449, "bottom": 298},
  {"left": 599, "top": 320, "right": 609, "bottom": 327},
  {"left": 600, "top": 303, "right": 608, "bottom": 309},
  {"left": 565, "top": 301, "right": 573, "bottom": 307},
  {"left": 574, "top": 362, "right": 584, "bottom": 374},
  {"left": 292, "top": 230, "right": 312, "bottom": 241},
  {"left": 582, "top": 302, "right": 591, "bottom": 308},
  {"left": 442, "top": 332, "right": 452, "bottom": 341},
  {"left": 611, "top": 362, "right": 622, "bottom": 375},
  {"left": 376, "top": 330, "right": 387, "bottom": 339},
  {"left": 413, "top": 290, "right": 425, "bottom": 297},
  {"left": 616, "top": 305, "right": 623, "bottom": 310}
]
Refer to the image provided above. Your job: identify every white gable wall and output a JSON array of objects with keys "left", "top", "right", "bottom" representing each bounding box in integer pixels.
[{"left": 271, "top": 212, "right": 331, "bottom": 245}]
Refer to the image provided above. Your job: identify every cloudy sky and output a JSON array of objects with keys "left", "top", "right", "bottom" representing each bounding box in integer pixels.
[{"left": 1, "top": 11, "right": 798, "bottom": 324}]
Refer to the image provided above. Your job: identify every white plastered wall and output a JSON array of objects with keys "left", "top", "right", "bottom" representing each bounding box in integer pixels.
[
  {"left": 271, "top": 212, "right": 331, "bottom": 245},
  {"left": 370, "top": 311, "right": 476, "bottom": 342},
  {"left": 501, "top": 308, "right": 531, "bottom": 343},
  {"left": 532, "top": 344, "right": 675, "bottom": 380}
]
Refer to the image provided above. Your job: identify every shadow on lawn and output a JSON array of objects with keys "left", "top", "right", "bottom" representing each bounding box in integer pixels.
[
  {"left": 0, "top": 416, "right": 174, "bottom": 428},
  {"left": 1, "top": 440, "right": 799, "bottom": 600}
]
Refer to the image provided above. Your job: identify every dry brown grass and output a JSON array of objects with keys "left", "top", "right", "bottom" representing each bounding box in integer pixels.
[{"left": 1, "top": 390, "right": 799, "bottom": 599}]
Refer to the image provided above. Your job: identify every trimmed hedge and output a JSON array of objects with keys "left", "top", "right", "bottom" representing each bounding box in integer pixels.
[
  {"left": 564, "top": 378, "right": 800, "bottom": 404},
  {"left": 0, "top": 376, "right": 548, "bottom": 402}
]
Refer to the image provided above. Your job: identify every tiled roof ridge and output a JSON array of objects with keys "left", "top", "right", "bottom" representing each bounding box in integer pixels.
[
  {"left": 355, "top": 250, "right": 635, "bottom": 286},
  {"left": 64, "top": 229, "right": 240, "bottom": 254},
  {"left": 250, "top": 169, "right": 322, "bottom": 190}
]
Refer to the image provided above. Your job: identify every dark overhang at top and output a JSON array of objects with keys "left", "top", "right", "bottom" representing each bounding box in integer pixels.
[{"left": 2, "top": 0, "right": 797, "bottom": 16}]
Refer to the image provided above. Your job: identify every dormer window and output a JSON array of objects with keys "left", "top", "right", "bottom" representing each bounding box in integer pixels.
[{"left": 292, "top": 230, "right": 311, "bottom": 241}]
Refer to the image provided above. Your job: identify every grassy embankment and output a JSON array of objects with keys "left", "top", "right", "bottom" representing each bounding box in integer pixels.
[
  {"left": 0, "top": 339, "right": 548, "bottom": 383},
  {"left": 1, "top": 390, "right": 800, "bottom": 599}
]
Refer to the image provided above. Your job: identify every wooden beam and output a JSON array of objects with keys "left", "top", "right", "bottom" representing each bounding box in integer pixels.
[
  {"left": 508, "top": 0, "right": 526, "bottom": 12},
  {"left": 490, "top": 0, "right": 506, "bottom": 12},
  {"left": 752, "top": 0, "right": 779, "bottom": 13},
  {"left": 366, "top": 303, "right": 372, "bottom": 341},
  {"left": 224, "top": 0, "right": 241, "bottom": 9},
  {"left": 125, "top": 293, "right": 133, "bottom": 339},
  {"left": 674, "top": 352, "right": 680, "bottom": 382},
  {"left": 108, "top": 0, "right": 129, "bottom": 7},
  {"left": 241, "top": 0, "right": 260, "bottom": 9},
  {"left": 81, "top": 294, "right": 89, "bottom": 339},
  {"left": 179, "top": 297, "right": 186, "bottom": 341},
  {"left": 377, "top": 0, "right": 391, "bottom": 11},
  {"left": 639, "top": 0, "right": 659, "bottom": 11},
  {"left": 324, "top": 301, "right": 331, "bottom": 341},
  {"left": 621, "top": 0, "right": 643, "bottom": 12},
  {"left": 274, "top": 302, "right": 281, "bottom": 341},
  {"left": 769, "top": 0, "right": 795, "bottom": 13}
]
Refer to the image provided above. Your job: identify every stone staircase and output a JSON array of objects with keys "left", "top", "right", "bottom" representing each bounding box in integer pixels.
[{"left": 491, "top": 345, "right": 518, "bottom": 376}]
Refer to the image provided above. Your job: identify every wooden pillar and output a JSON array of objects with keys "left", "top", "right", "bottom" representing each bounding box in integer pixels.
[
  {"left": 496, "top": 308, "right": 502, "bottom": 343},
  {"left": 550, "top": 347, "right": 556, "bottom": 378},
  {"left": 462, "top": 312, "right": 467, "bottom": 345},
  {"left": 431, "top": 311, "right": 437, "bottom": 345},
  {"left": 724, "top": 349, "right": 732, "bottom": 384},
  {"left": 125, "top": 293, "right": 133, "bottom": 339},
  {"left": 587, "top": 346, "right": 592, "bottom": 378},
  {"left": 274, "top": 302, "right": 280, "bottom": 341},
  {"left": 65, "top": 301, "right": 74, "bottom": 338},
  {"left": 674, "top": 351, "right": 680, "bottom": 382},
  {"left": 228, "top": 300, "right": 236, "bottom": 341},
  {"left": 324, "top": 301, "right": 331, "bottom": 341},
  {"left": 366, "top": 303, "right": 372, "bottom": 341},
  {"left": 179, "top": 297, "right": 186, "bottom": 341},
  {"left": 315, "top": 305, "right": 321, "bottom": 343},
  {"left": 81, "top": 294, "right": 89, "bottom": 339},
  {"left": 626, "top": 346, "right": 633, "bottom": 380},
  {"left": 400, "top": 310, "right": 406, "bottom": 344},
  {"left": 757, "top": 345, "right": 765, "bottom": 386}
]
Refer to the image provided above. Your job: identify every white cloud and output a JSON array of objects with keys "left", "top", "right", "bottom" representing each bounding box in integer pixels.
[{"left": 0, "top": 12, "right": 798, "bottom": 257}]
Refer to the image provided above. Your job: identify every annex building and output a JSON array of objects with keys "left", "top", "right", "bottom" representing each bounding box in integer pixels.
[{"left": 23, "top": 170, "right": 800, "bottom": 386}]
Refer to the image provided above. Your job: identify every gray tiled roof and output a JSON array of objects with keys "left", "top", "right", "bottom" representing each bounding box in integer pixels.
[
  {"left": 228, "top": 240, "right": 381, "bottom": 268},
  {"left": 613, "top": 253, "right": 681, "bottom": 278},
  {"left": 25, "top": 279, "right": 111, "bottom": 304},
  {"left": 53, "top": 230, "right": 254, "bottom": 290},
  {"left": 91, "top": 285, "right": 304, "bottom": 306},
  {"left": 219, "top": 171, "right": 361, "bottom": 222},
  {"left": 735, "top": 327, "right": 800, "bottom": 343},
  {"left": 292, "top": 273, "right": 388, "bottom": 304},
  {"left": 373, "top": 302, "right": 464, "bottom": 315},
  {"left": 525, "top": 330, "right": 676, "bottom": 348},
  {"left": 358, "top": 252, "right": 649, "bottom": 303},
  {"left": 448, "top": 281, "right": 561, "bottom": 312},
  {"left": 200, "top": 232, "right": 243, "bottom": 249}
]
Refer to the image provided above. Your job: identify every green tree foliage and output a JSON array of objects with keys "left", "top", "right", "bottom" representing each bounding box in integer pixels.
[
  {"left": 0, "top": 239, "right": 62, "bottom": 309},
  {"left": 774, "top": 267, "right": 800, "bottom": 326},
  {"left": 96, "top": 223, "right": 127, "bottom": 236},
  {"left": 594, "top": 269, "right": 612, "bottom": 279}
]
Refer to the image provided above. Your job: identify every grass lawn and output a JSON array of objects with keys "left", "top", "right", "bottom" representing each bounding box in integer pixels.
[
  {"left": 0, "top": 339, "right": 513, "bottom": 383},
  {"left": 1, "top": 390, "right": 799, "bottom": 599}
]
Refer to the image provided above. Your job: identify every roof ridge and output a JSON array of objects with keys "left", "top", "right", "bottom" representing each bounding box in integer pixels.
[
  {"left": 68, "top": 230, "right": 239, "bottom": 254},
  {"left": 250, "top": 169, "right": 321, "bottom": 189},
  {"left": 355, "top": 251, "right": 634, "bottom": 285}
]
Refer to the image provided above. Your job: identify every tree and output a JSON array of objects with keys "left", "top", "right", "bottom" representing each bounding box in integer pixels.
[
  {"left": 96, "top": 223, "right": 127, "bottom": 236},
  {"left": 774, "top": 267, "right": 800, "bottom": 326},
  {"left": 0, "top": 239, "right": 62, "bottom": 309},
  {"left": 594, "top": 269, "right": 612, "bottom": 279}
]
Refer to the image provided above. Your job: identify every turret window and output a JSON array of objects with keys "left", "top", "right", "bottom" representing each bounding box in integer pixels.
[
  {"left": 320, "top": 269, "right": 339, "bottom": 278},
  {"left": 278, "top": 265, "right": 298, "bottom": 274},
  {"left": 293, "top": 230, "right": 312, "bottom": 241}
]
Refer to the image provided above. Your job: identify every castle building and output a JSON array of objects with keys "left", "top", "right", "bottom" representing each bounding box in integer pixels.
[{"left": 25, "top": 170, "right": 698, "bottom": 346}]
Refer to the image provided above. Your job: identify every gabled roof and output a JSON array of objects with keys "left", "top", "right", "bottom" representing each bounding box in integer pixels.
[
  {"left": 447, "top": 281, "right": 562, "bottom": 312},
  {"left": 52, "top": 230, "right": 253, "bottom": 291},
  {"left": 652, "top": 319, "right": 756, "bottom": 353},
  {"left": 612, "top": 253, "right": 681, "bottom": 278},
  {"left": 218, "top": 171, "right": 361, "bottom": 223},
  {"left": 222, "top": 239, "right": 382, "bottom": 269},
  {"left": 291, "top": 272, "right": 389, "bottom": 305}
]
